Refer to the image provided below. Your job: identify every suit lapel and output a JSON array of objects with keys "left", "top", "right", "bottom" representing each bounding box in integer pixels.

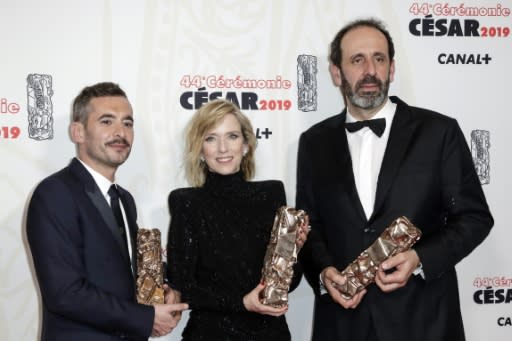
[
  {"left": 372, "top": 97, "right": 419, "bottom": 220},
  {"left": 69, "top": 158, "right": 131, "bottom": 262},
  {"left": 330, "top": 111, "right": 368, "bottom": 222},
  {"left": 86, "top": 189, "right": 131, "bottom": 262},
  {"left": 119, "top": 189, "right": 138, "bottom": 276}
]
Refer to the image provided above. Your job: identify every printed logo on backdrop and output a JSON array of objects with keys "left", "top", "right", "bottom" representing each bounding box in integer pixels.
[
  {"left": 473, "top": 276, "right": 512, "bottom": 304},
  {"left": 498, "top": 317, "right": 511, "bottom": 326},
  {"left": 471, "top": 130, "right": 490, "bottom": 185},
  {"left": 179, "top": 75, "right": 292, "bottom": 111},
  {"left": 408, "top": 2, "right": 510, "bottom": 64},
  {"left": 472, "top": 276, "right": 512, "bottom": 326},
  {"left": 0, "top": 95, "right": 21, "bottom": 140},
  {"left": 179, "top": 73, "right": 295, "bottom": 140},
  {"left": 27, "top": 74, "right": 54, "bottom": 140},
  {"left": 297, "top": 55, "right": 317, "bottom": 112}
]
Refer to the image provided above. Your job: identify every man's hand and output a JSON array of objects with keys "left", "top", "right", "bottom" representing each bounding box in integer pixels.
[
  {"left": 151, "top": 302, "right": 188, "bottom": 338},
  {"left": 375, "top": 249, "right": 420, "bottom": 293},
  {"left": 243, "top": 283, "right": 288, "bottom": 317},
  {"left": 321, "top": 266, "right": 366, "bottom": 309}
]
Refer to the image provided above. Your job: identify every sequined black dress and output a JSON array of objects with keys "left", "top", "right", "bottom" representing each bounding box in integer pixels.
[{"left": 167, "top": 171, "right": 301, "bottom": 340}]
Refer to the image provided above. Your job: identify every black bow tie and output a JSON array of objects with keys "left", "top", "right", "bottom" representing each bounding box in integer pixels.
[{"left": 345, "top": 118, "right": 386, "bottom": 137}]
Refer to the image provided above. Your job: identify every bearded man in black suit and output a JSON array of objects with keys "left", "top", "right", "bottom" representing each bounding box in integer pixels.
[{"left": 297, "top": 18, "right": 493, "bottom": 341}]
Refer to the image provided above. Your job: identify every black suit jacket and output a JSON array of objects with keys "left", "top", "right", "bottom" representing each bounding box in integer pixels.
[
  {"left": 296, "top": 96, "right": 493, "bottom": 341},
  {"left": 27, "top": 158, "right": 154, "bottom": 341}
]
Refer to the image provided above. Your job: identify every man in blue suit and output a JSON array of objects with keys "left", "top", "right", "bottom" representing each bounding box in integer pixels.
[{"left": 27, "top": 82, "right": 188, "bottom": 340}]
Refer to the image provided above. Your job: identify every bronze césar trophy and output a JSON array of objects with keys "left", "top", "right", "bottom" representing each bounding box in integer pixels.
[
  {"left": 260, "top": 206, "right": 307, "bottom": 307},
  {"left": 136, "top": 228, "right": 165, "bottom": 305},
  {"left": 334, "top": 216, "right": 422, "bottom": 299}
]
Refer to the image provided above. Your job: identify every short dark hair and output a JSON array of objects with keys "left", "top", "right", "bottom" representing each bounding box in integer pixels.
[
  {"left": 329, "top": 18, "right": 395, "bottom": 67},
  {"left": 72, "top": 82, "right": 127, "bottom": 124}
]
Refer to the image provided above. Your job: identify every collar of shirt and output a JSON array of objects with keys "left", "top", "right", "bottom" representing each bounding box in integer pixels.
[
  {"left": 77, "top": 158, "right": 116, "bottom": 201},
  {"left": 346, "top": 97, "right": 397, "bottom": 138}
]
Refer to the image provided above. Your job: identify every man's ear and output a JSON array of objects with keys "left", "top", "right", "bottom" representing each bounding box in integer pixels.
[
  {"left": 69, "top": 122, "right": 85, "bottom": 143},
  {"left": 330, "top": 63, "right": 342, "bottom": 87}
]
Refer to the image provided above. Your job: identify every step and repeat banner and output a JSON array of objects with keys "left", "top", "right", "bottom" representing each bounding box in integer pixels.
[{"left": 0, "top": 1, "right": 510, "bottom": 340}]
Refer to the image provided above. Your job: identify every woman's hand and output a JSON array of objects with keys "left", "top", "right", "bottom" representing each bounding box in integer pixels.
[{"left": 296, "top": 214, "right": 310, "bottom": 249}]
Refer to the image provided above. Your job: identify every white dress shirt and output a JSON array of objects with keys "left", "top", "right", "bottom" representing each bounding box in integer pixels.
[{"left": 346, "top": 98, "right": 396, "bottom": 219}]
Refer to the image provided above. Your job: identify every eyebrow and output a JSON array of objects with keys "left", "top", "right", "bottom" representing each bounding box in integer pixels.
[
  {"left": 206, "top": 129, "right": 242, "bottom": 134},
  {"left": 97, "top": 113, "right": 134, "bottom": 122},
  {"left": 351, "top": 51, "right": 387, "bottom": 59}
]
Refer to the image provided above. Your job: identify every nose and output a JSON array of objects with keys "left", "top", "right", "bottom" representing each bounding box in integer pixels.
[
  {"left": 218, "top": 138, "right": 227, "bottom": 153},
  {"left": 113, "top": 121, "right": 127, "bottom": 138},
  {"left": 365, "top": 59, "right": 377, "bottom": 76}
]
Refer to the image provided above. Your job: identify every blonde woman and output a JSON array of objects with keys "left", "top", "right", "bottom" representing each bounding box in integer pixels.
[{"left": 166, "top": 99, "right": 307, "bottom": 340}]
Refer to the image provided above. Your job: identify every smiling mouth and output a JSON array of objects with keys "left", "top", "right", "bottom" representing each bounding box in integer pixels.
[{"left": 216, "top": 157, "right": 233, "bottom": 163}]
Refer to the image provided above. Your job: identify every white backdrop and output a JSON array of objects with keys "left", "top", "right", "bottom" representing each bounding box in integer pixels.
[{"left": 1, "top": 1, "right": 510, "bottom": 340}]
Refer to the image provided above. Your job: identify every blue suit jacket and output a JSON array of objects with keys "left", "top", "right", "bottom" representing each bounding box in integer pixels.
[{"left": 27, "top": 158, "right": 154, "bottom": 340}]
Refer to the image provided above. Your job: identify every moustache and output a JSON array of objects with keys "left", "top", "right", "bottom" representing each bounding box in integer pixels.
[
  {"left": 356, "top": 75, "right": 383, "bottom": 91},
  {"left": 106, "top": 138, "right": 130, "bottom": 147}
]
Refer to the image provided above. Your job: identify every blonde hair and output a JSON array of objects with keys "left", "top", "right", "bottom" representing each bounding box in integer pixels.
[{"left": 184, "top": 99, "right": 257, "bottom": 187}]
